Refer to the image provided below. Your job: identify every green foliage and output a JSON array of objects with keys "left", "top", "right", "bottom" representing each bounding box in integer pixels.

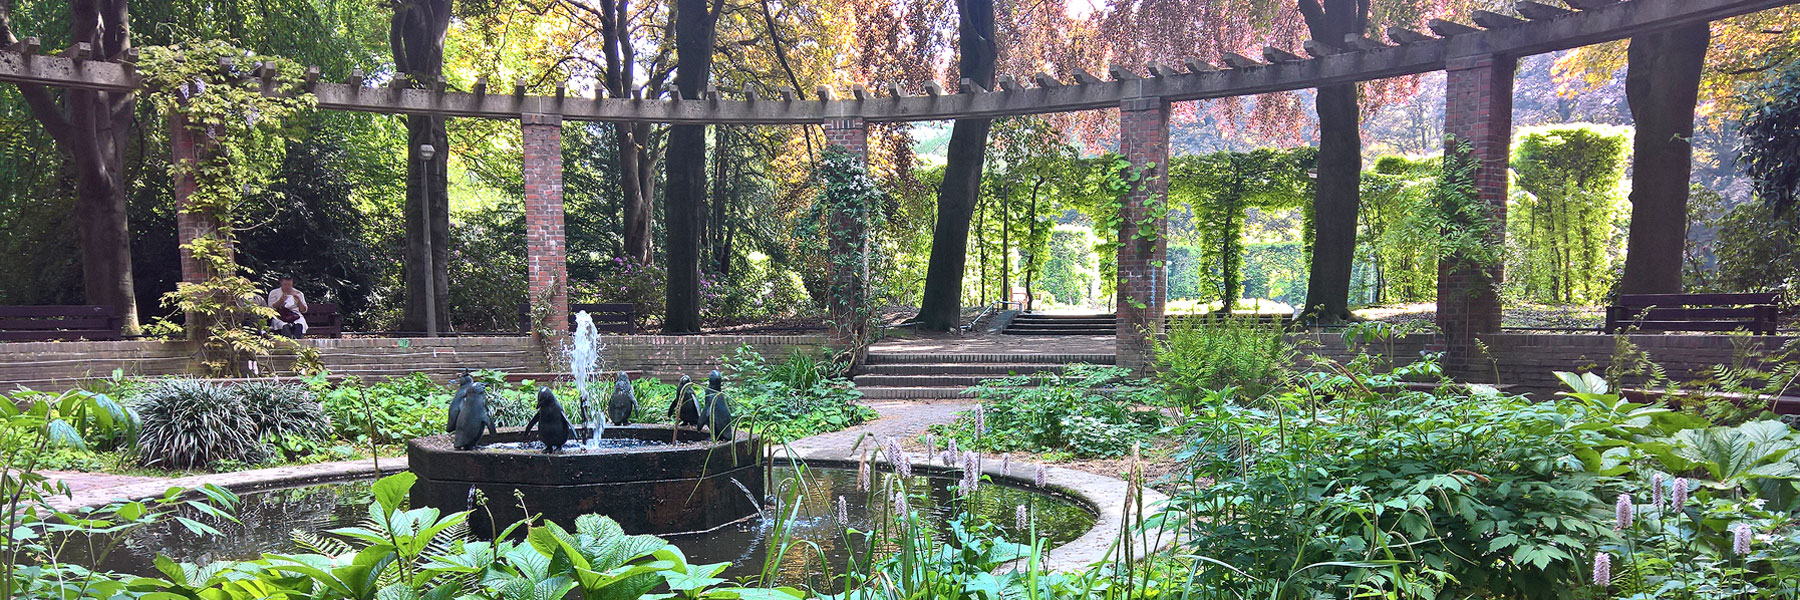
[
  {"left": 1354, "top": 155, "right": 1441, "bottom": 304},
  {"left": 1431, "top": 139, "right": 1504, "bottom": 281},
  {"left": 1155, "top": 315, "right": 1292, "bottom": 402},
  {"left": 940, "top": 364, "right": 1163, "bottom": 458},
  {"left": 131, "top": 379, "right": 263, "bottom": 469},
  {"left": 1739, "top": 58, "right": 1800, "bottom": 215},
  {"left": 1508, "top": 124, "right": 1631, "bottom": 304},
  {"left": 123, "top": 472, "right": 789, "bottom": 600},
  {"left": 233, "top": 381, "right": 333, "bottom": 444},
  {"left": 1688, "top": 190, "right": 1800, "bottom": 302},
  {"left": 140, "top": 41, "right": 317, "bottom": 376},
  {"left": 1167, "top": 148, "right": 1316, "bottom": 308},
  {"left": 718, "top": 345, "right": 877, "bottom": 443},
  {"left": 800, "top": 146, "right": 888, "bottom": 349},
  {"left": 309, "top": 373, "right": 449, "bottom": 446},
  {"left": 1168, "top": 379, "right": 1622, "bottom": 598},
  {"left": 1038, "top": 224, "right": 1101, "bottom": 306},
  {"left": 573, "top": 257, "right": 666, "bottom": 330}
]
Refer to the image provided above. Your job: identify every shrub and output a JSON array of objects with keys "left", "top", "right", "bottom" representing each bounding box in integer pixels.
[
  {"left": 721, "top": 345, "right": 877, "bottom": 442},
  {"left": 310, "top": 373, "right": 446, "bottom": 445},
  {"left": 1155, "top": 314, "right": 1290, "bottom": 402},
  {"left": 232, "top": 381, "right": 331, "bottom": 442},
  {"left": 938, "top": 363, "right": 1163, "bottom": 458},
  {"left": 132, "top": 379, "right": 261, "bottom": 469}
]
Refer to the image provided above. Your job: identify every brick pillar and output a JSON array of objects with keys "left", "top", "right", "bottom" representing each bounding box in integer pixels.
[
  {"left": 822, "top": 117, "right": 869, "bottom": 350},
  {"left": 522, "top": 113, "right": 569, "bottom": 336},
  {"left": 171, "top": 113, "right": 216, "bottom": 285},
  {"left": 1117, "top": 98, "right": 1170, "bottom": 372},
  {"left": 1436, "top": 55, "right": 1515, "bottom": 376}
]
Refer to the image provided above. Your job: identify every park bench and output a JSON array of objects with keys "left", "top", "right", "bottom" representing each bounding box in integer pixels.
[
  {"left": 518, "top": 303, "right": 636, "bottom": 334},
  {"left": 1604, "top": 292, "right": 1779, "bottom": 335},
  {"left": 301, "top": 302, "right": 344, "bottom": 338},
  {"left": 0, "top": 305, "right": 124, "bottom": 341}
]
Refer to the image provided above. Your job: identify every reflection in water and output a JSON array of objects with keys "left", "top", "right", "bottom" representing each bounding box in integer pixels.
[{"left": 66, "top": 465, "right": 1094, "bottom": 586}]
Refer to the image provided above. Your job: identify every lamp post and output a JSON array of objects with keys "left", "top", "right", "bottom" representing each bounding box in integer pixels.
[{"left": 419, "top": 144, "right": 438, "bottom": 338}]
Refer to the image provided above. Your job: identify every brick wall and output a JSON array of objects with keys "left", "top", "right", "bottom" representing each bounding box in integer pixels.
[
  {"left": 1116, "top": 98, "right": 1170, "bottom": 372},
  {"left": 0, "top": 341, "right": 195, "bottom": 391},
  {"left": 1287, "top": 332, "right": 1797, "bottom": 398},
  {"left": 1437, "top": 55, "right": 1516, "bottom": 376},
  {"left": 822, "top": 117, "right": 867, "bottom": 159},
  {"left": 522, "top": 113, "right": 569, "bottom": 335},
  {"left": 596, "top": 335, "right": 834, "bottom": 381}
]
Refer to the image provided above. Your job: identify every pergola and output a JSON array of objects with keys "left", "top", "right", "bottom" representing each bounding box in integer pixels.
[{"left": 0, "top": 0, "right": 1787, "bottom": 370}]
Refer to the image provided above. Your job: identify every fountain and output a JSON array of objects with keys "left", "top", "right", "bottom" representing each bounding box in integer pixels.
[{"left": 409, "top": 312, "right": 765, "bottom": 537}]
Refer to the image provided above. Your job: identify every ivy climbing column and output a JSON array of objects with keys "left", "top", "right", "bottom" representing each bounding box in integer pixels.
[
  {"left": 522, "top": 113, "right": 569, "bottom": 336},
  {"left": 823, "top": 116, "right": 869, "bottom": 350},
  {"left": 1117, "top": 97, "right": 1170, "bottom": 373},
  {"left": 170, "top": 113, "right": 215, "bottom": 287},
  {"left": 1436, "top": 55, "right": 1515, "bottom": 376}
]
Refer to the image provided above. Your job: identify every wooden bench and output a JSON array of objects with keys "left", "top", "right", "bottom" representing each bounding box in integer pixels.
[
  {"left": 300, "top": 302, "right": 344, "bottom": 338},
  {"left": 1605, "top": 293, "right": 1779, "bottom": 335},
  {"left": 518, "top": 303, "right": 635, "bottom": 334},
  {"left": 0, "top": 305, "right": 124, "bottom": 341}
]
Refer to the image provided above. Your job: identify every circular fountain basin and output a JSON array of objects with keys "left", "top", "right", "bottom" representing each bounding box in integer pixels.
[{"left": 407, "top": 425, "right": 764, "bottom": 537}]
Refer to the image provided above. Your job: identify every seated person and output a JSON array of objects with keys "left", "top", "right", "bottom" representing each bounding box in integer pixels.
[{"left": 266, "top": 276, "right": 310, "bottom": 338}]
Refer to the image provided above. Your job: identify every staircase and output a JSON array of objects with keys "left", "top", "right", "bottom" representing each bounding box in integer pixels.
[
  {"left": 853, "top": 351, "right": 1116, "bottom": 399},
  {"left": 1001, "top": 313, "right": 1117, "bottom": 336}
]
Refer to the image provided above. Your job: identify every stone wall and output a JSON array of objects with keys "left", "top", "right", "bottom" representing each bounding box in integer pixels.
[{"left": 1286, "top": 332, "right": 1796, "bottom": 397}]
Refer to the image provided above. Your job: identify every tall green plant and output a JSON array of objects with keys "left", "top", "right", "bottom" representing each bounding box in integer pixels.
[
  {"left": 1508, "top": 124, "right": 1631, "bottom": 304},
  {"left": 139, "top": 41, "right": 317, "bottom": 376}
]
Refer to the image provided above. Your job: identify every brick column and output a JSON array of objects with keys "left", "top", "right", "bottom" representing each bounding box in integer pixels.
[
  {"left": 522, "top": 113, "right": 569, "bottom": 336},
  {"left": 171, "top": 113, "right": 216, "bottom": 285},
  {"left": 1117, "top": 98, "right": 1170, "bottom": 372},
  {"left": 822, "top": 117, "right": 869, "bottom": 350},
  {"left": 1436, "top": 55, "right": 1515, "bottom": 376}
]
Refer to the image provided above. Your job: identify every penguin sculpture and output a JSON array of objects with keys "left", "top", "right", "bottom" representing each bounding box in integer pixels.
[
  {"left": 608, "top": 371, "right": 637, "bottom": 426},
  {"left": 703, "top": 370, "right": 733, "bottom": 441},
  {"left": 445, "top": 370, "right": 475, "bottom": 433},
  {"left": 451, "top": 382, "right": 498, "bottom": 450},
  {"left": 524, "top": 387, "right": 572, "bottom": 453},
  {"left": 668, "top": 375, "right": 703, "bottom": 427}
]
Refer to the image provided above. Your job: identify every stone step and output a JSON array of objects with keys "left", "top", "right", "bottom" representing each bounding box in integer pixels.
[
  {"left": 1000, "top": 328, "right": 1114, "bottom": 335},
  {"left": 864, "top": 352, "right": 1116, "bottom": 365},
  {"left": 857, "top": 386, "right": 977, "bottom": 400},
  {"left": 852, "top": 374, "right": 1028, "bottom": 388},
  {"left": 1011, "top": 313, "right": 1116, "bottom": 321},
  {"left": 857, "top": 363, "right": 1073, "bottom": 376},
  {"left": 1006, "top": 319, "right": 1116, "bottom": 328}
]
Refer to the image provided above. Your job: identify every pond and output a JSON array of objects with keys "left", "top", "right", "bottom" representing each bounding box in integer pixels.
[{"left": 70, "top": 465, "right": 1095, "bottom": 585}]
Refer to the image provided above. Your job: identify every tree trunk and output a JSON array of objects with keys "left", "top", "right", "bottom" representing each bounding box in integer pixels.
[
  {"left": 1302, "top": 82, "right": 1361, "bottom": 322},
  {"left": 916, "top": 0, "right": 997, "bottom": 330},
  {"left": 663, "top": 0, "right": 720, "bottom": 333},
  {"left": 1619, "top": 23, "right": 1709, "bottom": 295},
  {"left": 392, "top": 0, "right": 452, "bottom": 332},
  {"left": 618, "top": 123, "right": 656, "bottom": 265},
  {"left": 1297, "top": 0, "right": 1367, "bottom": 323},
  {"left": 0, "top": 0, "right": 140, "bottom": 334}
]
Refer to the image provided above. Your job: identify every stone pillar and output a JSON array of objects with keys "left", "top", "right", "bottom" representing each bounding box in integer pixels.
[
  {"left": 522, "top": 113, "right": 569, "bottom": 336},
  {"left": 171, "top": 113, "right": 214, "bottom": 285},
  {"left": 822, "top": 117, "right": 869, "bottom": 350},
  {"left": 1116, "top": 98, "right": 1170, "bottom": 372},
  {"left": 1436, "top": 55, "right": 1515, "bottom": 376}
]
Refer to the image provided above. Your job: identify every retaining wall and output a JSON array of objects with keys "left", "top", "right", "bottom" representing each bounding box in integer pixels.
[
  {"left": 1286, "top": 332, "right": 1796, "bottom": 396},
  {"left": 0, "top": 334, "right": 834, "bottom": 392}
]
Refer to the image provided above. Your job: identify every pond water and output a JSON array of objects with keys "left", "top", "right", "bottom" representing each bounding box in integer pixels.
[{"left": 70, "top": 465, "right": 1094, "bottom": 585}]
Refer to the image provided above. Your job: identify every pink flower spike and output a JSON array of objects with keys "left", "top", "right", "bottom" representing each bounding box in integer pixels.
[
  {"left": 1592, "top": 552, "right": 1611, "bottom": 587},
  {"left": 1615, "top": 494, "right": 1634, "bottom": 531}
]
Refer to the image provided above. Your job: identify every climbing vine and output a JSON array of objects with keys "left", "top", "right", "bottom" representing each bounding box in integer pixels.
[
  {"left": 141, "top": 41, "right": 317, "bottom": 376},
  {"left": 801, "top": 146, "right": 889, "bottom": 354},
  {"left": 1431, "top": 139, "right": 1502, "bottom": 290}
]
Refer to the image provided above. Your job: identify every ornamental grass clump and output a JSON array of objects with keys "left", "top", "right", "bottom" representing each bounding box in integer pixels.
[
  {"left": 132, "top": 379, "right": 261, "bottom": 468},
  {"left": 232, "top": 380, "right": 331, "bottom": 442}
]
